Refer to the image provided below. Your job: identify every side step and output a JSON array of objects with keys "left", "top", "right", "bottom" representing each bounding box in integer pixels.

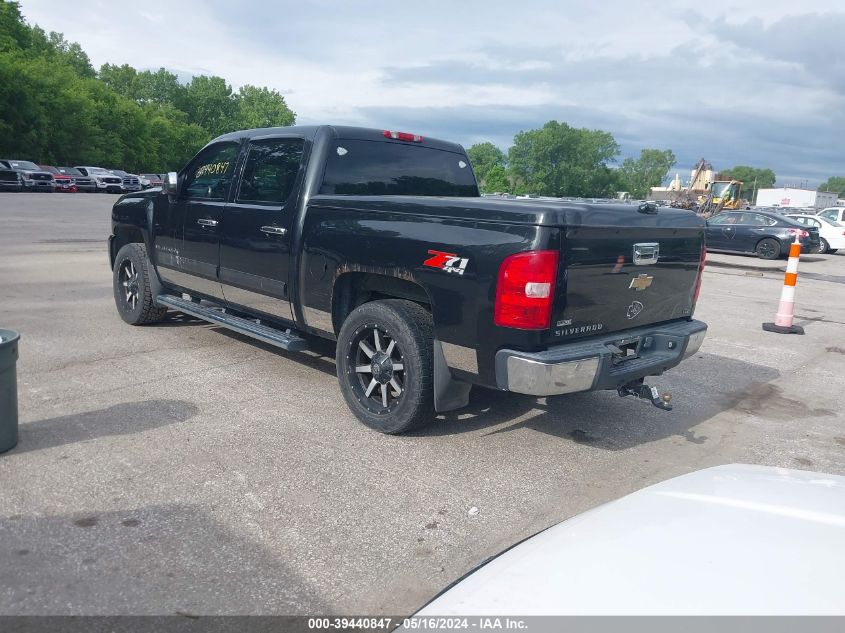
[{"left": 155, "top": 294, "right": 308, "bottom": 352}]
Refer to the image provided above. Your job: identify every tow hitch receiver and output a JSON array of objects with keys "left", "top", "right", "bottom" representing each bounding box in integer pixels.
[{"left": 618, "top": 379, "right": 673, "bottom": 411}]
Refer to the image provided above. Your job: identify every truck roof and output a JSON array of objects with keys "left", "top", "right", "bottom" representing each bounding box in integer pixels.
[{"left": 210, "top": 125, "right": 467, "bottom": 154}]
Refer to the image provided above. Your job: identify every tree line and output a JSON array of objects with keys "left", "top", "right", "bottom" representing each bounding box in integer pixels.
[
  {"left": 467, "top": 122, "right": 791, "bottom": 200},
  {"left": 0, "top": 0, "right": 294, "bottom": 172}
]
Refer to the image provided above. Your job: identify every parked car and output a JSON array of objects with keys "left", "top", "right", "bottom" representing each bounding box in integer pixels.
[
  {"left": 108, "top": 125, "right": 707, "bottom": 433},
  {"left": 75, "top": 166, "right": 124, "bottom": 193},
  {"left": 139, "top": 173, "right": 164, "bottom": 188},
  {"left": 40, "top": 165, "right": 77, "bottom": 193},
  {"left": 0, "top": 159, "right": 54, "bottom": 192},
  {"left": 109, "top": 169, "right": 142, "bottom": 192},
  {"left": 56, "top": 166, "right": 96, "bottom": 193},
  {"left": 817, "top": 207, "right": 845, "bottom": 226},
  {"left": 705, "top": 210, "right": 819, "bottom": 259},
  {"left": 413, "top": 464, "right": 845, "bottom": 616},
  {"left": 787, "top": 213, "right": 845, "bottom": 254},
  {"left": 0, "top": 160, "right": 23, "bottom": 191}
]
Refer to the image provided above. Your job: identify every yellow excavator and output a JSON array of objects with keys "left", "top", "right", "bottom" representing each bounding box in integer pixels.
[{"left": 671, "top": 159, "right": 747, "bottom": 217}]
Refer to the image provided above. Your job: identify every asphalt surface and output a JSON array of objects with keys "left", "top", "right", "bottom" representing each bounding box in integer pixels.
[{"left": 1, "top": 192, "right": 843, "bottom": 615}]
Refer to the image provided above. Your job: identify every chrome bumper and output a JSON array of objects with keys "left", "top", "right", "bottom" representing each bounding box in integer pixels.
[{"left": 496, "top": 320, "right": 707, "bottom": 397}]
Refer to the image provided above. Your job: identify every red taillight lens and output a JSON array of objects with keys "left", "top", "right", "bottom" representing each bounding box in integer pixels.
[
  {"left": 383, "top": 130, "right": 423, "bottom": 142},
  {"left": 494, "top": 250, "right": 559, "bottom": 330},
  {"left": 693, "top": 245, "right": 706, "bottom": 304}
]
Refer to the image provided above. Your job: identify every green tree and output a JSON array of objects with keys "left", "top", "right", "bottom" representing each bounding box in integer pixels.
[
  {"left": 99, "top": 63, "right": 138, "bottom": 99},
  {"left": 466, "top": 141, "right": 505, "bottom": 187},
  {"left": 719, "top": 165, "right": 776, "bottom": 202},
  {"left": 183, "top": 75, "right": 237, "bottom": 136},
  {"left": 507, "top": 120, "right": 619, "bottom": 197},
  {"left": 818, "top": 176, "right": 845, "bottom": 195},
  {"left": 234, "top": 84, "right": 295, "bottom": 130},
  {"left": 482, "top": 164, "right": 510, "bottom": 193},
  {"left": 616, "top": 148, "right": 676, "bottom": 199},
  {"left": 136, "top": 68, "right": 186, "bottom": 106},
  {"left": 0, "top": 1, "right": 30, "bottom": 51}
]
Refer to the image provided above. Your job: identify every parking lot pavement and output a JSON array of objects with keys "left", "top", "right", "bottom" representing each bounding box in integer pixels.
[{"left": 0, "top": 192, "right": 843, "bottom": 615}]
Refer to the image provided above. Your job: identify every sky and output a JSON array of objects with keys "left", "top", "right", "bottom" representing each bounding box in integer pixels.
[{"left": 18, "top": 0, "right": 845, "bottom": 187}]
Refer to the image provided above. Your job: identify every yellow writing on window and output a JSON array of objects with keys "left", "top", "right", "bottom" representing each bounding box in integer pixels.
[{"left": 195, "top": 161, "right": 230, "bottom": 179}]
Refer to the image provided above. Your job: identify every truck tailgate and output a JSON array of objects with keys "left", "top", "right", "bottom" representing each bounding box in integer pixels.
[{"left": 554, "top": 215, "right": 704, "bottom": 339}]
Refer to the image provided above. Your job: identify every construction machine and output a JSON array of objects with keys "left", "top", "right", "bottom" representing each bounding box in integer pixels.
[{"left": 670, "top": 159, "right": 747, "bottom": 217}]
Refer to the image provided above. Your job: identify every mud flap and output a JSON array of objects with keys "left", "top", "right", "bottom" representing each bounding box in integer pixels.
[{"left": 433, "top": 339, "right": 472, "bottom": 412}]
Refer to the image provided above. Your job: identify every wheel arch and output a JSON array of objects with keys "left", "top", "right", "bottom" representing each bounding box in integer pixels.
[
  {"left": 110, "top": 224, "right": 146, "bottom": 267},
  {"left": 331, "top": 270, "right": 432, "bottom": 335}
]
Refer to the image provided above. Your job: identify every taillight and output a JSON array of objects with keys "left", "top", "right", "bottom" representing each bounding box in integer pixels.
[
  {"left": 693, "top": 245, "right": 706, "bottom": 305},
  {"left": 383, "top": 130, "right": 423, "bottom": 142},
  {"left": 494, "top": 250, "right": 559, "bottom": 330},
  {"left": 787, "top": 228, "right": 809, "bottom": 238}
]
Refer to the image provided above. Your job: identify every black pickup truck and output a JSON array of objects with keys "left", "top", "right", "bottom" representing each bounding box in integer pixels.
[{"left": 108, "top": 125, "right": 707, "bottom": 433}]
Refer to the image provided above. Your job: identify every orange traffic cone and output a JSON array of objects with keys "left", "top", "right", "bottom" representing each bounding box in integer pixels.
[{"left": 762, "top": 233, "right": 804, "bottom": 335}]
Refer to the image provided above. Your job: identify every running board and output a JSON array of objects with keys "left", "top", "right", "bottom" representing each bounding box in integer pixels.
[{"left": 155, "top": 294, "right": 308, "bottom": 352}]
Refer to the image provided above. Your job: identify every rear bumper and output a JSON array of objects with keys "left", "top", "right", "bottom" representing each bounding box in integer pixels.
[{"left": 496, "top": 320, "right": 707, "bottom": 397}]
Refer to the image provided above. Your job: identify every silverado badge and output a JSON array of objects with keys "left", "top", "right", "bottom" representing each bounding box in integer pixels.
[{"left": 629, "top": 274, "right": 653, "bottom": 291}]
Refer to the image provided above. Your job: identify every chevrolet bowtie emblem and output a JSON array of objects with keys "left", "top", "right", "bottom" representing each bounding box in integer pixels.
[{"left": 629, "top": 274, "right": 653, "bottom": 291}]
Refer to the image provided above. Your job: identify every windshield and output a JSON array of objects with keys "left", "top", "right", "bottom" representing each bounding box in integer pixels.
[
  {"left": 40, "top": 165, "right": 59, "bottom": 174},
  {"left": 710, "top": 182, "right": 738, "bottom": 199},
  {"left": 58, "top": 167, "right": 83, "bottom": 176},
  {"left": 7, "top": 160, "right": 40, "bottom": 170},
  {"left": 320, "top": 140, "right": 479, "bottom": 197}
]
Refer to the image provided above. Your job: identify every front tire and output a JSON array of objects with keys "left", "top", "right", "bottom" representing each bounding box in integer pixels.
[
  {"left": 756, "top": 238, "right": 781, "bottom": 260},
  {"left": 112, "top": 243, "right": 168, "bottom": 325},
  {"left": 817, "top": 238, "right": 830, "bottom": 254},
  {"left": 336, "top": 299, "right": 435, "bottom": 434}
]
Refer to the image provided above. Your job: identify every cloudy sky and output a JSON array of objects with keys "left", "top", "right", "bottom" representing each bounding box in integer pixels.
[{"left": 19, "top": 0, "right": 845, "bottom": 186}]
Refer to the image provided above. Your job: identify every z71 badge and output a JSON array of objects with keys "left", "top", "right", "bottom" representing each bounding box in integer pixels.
[{"left": 424, "top": 250, "right": 469, "bottom": 275}]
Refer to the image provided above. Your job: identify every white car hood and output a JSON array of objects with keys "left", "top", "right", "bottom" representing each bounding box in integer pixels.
[{"left": 418, "top": 464, "right": 845, "bottom": 615}]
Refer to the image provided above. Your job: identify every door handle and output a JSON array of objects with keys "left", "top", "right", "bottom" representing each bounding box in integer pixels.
[
  {"left": 197, "top": 218, "right": 218, "bottom": 227},
  {"left": 260, "top": 226, "right": 287, "bottom": 236}
]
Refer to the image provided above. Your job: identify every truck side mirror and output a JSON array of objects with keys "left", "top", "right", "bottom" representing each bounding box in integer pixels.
[{"left": 165, "top": 172, "right": 179, "bottom": 197}]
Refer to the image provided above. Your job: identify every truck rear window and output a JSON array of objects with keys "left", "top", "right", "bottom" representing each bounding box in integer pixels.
[{"left": 320, "top": 140, "right": 478, "bottom": 197}]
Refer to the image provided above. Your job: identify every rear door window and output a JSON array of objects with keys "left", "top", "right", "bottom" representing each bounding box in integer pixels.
[
  {"left": 320, "top": 140, "right": 478, "bottom": 196},
  {"left": 236, "top": 138, "right": 304, "bottom": 205}
]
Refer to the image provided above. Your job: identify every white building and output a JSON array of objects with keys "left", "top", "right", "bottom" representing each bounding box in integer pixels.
[{"left": 755, "top": 188, "right": 838, "bottom": 210}]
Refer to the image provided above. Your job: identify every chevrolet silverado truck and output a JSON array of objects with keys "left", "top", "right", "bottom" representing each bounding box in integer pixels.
[{"left": 108, "top": 125, "right": 707, "bottom": 434}]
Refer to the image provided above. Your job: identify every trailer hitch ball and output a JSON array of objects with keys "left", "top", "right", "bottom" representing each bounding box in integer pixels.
[{"left": 617, "top": 379, "right": 673, "bottom": 411}]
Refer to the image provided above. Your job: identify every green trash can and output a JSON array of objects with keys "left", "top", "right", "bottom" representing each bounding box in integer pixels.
[{"left": 0, "top": 329, "right": 20, "bottom": 454}]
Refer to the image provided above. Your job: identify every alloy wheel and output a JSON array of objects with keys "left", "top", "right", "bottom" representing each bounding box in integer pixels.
[{"left": 347, "top": 324, "right": 406, "bottom": 413}]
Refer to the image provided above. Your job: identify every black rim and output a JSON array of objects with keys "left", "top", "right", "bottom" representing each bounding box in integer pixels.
[
  {"left": 119, "top": 258, "right": 140, "bottom": 310},
  {"left": 759, "top": 241, "right": 776, "bottom": 258},
  {"left": 347, "top": 324, "right": 406, "bottom": 414}
]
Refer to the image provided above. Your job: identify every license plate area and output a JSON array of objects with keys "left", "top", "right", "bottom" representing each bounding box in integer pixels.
[{"left": 607, "top": 336, "right": 642, "bottom": 365}]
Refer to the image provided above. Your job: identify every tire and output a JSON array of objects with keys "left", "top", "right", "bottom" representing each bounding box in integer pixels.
[
  {"left": 755, "top": 238, "right": 781, "bottom": 260},
  {"left": 112, "top": 243, "right": 168, "bottom": 325},
  {"left": 817, "top": 238, "right": 830, "bottom": 254},
  {"left": 336, "top": 299, "right": 435, "bottom": 434}
]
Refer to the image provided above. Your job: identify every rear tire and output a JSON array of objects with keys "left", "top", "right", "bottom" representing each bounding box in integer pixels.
[
  {"left": 755, "top": 238, "right": 781, "bottom": 260},
  {"left": 112, "top": 243, "right": 168, "bottom": 325},
  {"left": 817, "top": 238, "right": 830, "bottom": 254},
  {"left": 336, "top": 299, "right": 435, "bottom": 434}
]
